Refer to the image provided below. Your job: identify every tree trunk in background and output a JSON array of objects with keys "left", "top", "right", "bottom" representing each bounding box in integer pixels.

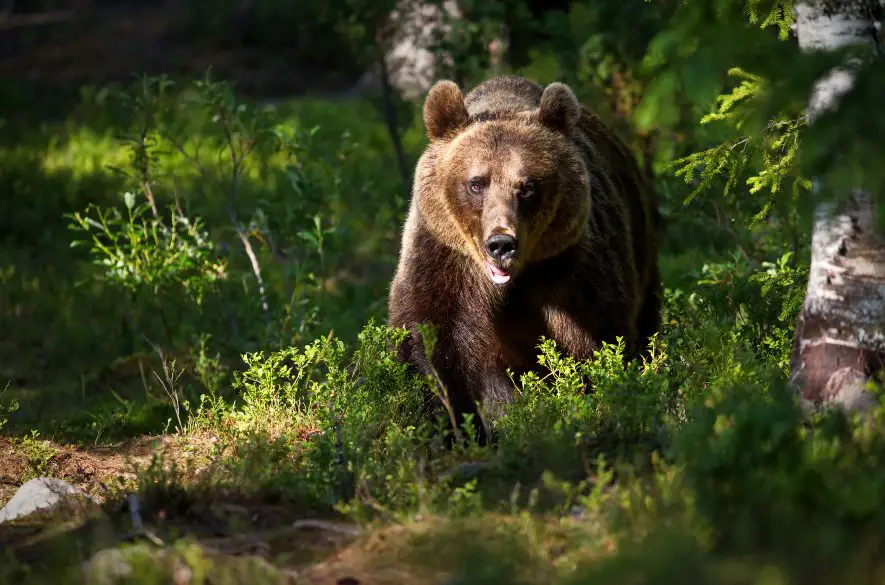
[
  {"left": 383, "top": 0, "right": 461, "bottom": 100},
  {"left": 376, "top": 42, "right": 412, "bottom": 193},
  {"left": 790, "top": 1, "right": 885, "bottom": 412}
]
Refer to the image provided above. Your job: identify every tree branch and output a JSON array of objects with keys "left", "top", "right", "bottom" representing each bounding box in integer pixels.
[{"left": 221, "top": 122, "right": 271, "bottom": 322}]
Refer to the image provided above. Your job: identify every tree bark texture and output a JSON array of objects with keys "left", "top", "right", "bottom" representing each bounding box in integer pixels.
[
  {"left": 382, "top": 0, "right": 460, "bottom": 99},
  {"left": 790, "top": 0, "right": 885, "bottom": 412}
]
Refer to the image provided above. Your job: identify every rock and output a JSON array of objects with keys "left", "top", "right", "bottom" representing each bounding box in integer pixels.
[
  {"left": 82, "top": 547, "right": 135, "bottom": 584},
  {"left": 567, "top": 505, "right": 587, "bottom": 520},
  {"left": 0, "top": 477, "right": 92, "bottom": 523}
]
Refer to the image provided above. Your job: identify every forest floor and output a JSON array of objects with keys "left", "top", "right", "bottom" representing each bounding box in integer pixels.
[{"left": 0, "top": 431, "right": 428, "bottom": 584}]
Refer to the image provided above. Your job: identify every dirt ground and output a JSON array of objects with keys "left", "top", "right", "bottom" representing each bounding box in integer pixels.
[
  {"left": 0, "top": 431, "right": 385, "bottom": 584},
  {"left": 0, "top": 432, "right": 211, "bottom": 507},
  {"left": 0, "top": 430, "right": 458, "bottom": 585}
]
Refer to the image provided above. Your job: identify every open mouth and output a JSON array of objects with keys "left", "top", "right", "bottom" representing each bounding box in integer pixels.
[{"left": 485, "top": 261, "right": 511, "bottom": 284}]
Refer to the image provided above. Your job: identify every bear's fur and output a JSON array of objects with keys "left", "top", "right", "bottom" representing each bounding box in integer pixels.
[{"left": 388, "top": 75, "right": 661, "bottom": 435}]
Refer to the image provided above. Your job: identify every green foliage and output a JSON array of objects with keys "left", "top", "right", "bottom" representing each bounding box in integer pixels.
[
  {"left": 16, "top": 430, "right": 59, "bottom": 480},
  {"left": 149, "top": 241, "right": 815, "bottom": 527},
  {"left": 180, "top": 321, "right": 435, "bottom": 512},
  {"left": 494, "top": 336, "right": 673, "bottom": 477},
  {"left": 68, "top": 199, "right": 225, "bottom": 304},
  {"left": 20, "top": 257, "right": 876, "bottom": 583},
  {"left": 0, "top": 73, "right": 410, "bottom": 441},
  {"left": 673, "top": 376, "right": 885, "bottom": 557},
  {"left": 745, "top": 0, "right": 796, "bottom": 40},
  {"left": 670, "top": 67, "right": 810, "bottom": 218},
  {"left": 0, "top": 387, "right": 19, "bottom": 433},
  {"left": 656, "top": 0, "right": 885, "bottom": 234}
]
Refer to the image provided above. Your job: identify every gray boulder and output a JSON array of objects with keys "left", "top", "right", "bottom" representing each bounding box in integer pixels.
[{"left": 0, "top": 476, "right": 92, "bottom": 523}]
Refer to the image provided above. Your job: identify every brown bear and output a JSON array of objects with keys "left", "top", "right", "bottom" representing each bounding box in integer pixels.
[{"left": 388, "top": 75, "right": 661, "bottom": 438}]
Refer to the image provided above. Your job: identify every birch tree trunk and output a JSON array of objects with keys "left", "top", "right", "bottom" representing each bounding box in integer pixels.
[{"left": 790, "top": 1, "right": 885, "bottom": 412}]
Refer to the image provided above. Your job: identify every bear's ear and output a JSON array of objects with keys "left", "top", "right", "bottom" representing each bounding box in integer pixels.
[
  {"left": 537, "top": 82, "right": 580, "bottom": 134},
  {"left": 423, "top": 80, "right": 469, "bottom": 141}
]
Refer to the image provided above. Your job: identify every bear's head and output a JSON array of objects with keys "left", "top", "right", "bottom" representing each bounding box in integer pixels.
[{"left": 415, "top": 79, "right": 591, "bottom": 286}]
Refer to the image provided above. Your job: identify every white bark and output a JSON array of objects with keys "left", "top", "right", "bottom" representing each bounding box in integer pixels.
[
  {"left": 791, "top": 0, "right": 885, "bottom": 412},
  {"left": 358, "top": 0, "right": 461, "bottom": 100}
]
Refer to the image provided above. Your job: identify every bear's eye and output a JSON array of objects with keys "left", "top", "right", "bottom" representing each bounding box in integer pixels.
[
  {"left": 467, "top": 180, "right": 485, "bottom": 196},
  {"left": 520, "top": 181, "right": 536, "bottom": 199}
]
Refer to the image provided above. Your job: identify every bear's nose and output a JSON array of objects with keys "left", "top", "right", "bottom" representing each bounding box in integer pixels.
[{"left": 484, "top": 234, "right": 518, "bottom": 262}]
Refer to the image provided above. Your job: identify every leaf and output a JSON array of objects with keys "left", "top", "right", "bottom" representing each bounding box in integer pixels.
[
  {"left": 124, "top": 191, "right": 136, "bottom": 210},
  {"left": 297, "top": 231, "right": 319, "bottom": 247},
  {"left": 84, "top": 217, "right": 105, "bottom": 231},
  {"left": 635, "top": 72, "right": 679, "bottom": 132}
]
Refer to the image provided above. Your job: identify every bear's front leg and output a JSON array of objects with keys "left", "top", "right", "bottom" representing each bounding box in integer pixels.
[
  {"left": 542, "top": 304, "right": 601, "bottom": 361},
  {"left": 475, "top": 367, "right": 515, "bottom": 419},
  {"left": 394, "top": 321, "right": 491, "bottom": 441}
]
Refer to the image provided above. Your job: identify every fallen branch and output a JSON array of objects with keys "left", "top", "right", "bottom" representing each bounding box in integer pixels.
[
  {"left": 0, "top": 9, "right": 76, "bottom": 29},
  {"left": 221, "top": 124, "right": 271, "bottom": 322},
  {"left": 290, "top": 519, "right": 361, "bottom": 535},
  {"left": 119, "top": 493, "right": 164, "bottom": 547}
]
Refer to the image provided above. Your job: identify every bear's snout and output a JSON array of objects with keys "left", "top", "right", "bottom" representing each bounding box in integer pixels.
[{"left": 484, "top": 234, "right": 518, "bottom": 262}]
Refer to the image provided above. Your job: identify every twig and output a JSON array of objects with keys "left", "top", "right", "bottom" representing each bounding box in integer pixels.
[
  {"left": 0, "top": 9, "right": 75, "bottom": 29},
  {"left": 416, "top": 326, "right": 465, "bottom": 443},
  {"left": 140, "top": 180, "right": 159, "bottom": 218},
  {"left": 221, "top": 123, "right": 270, "bottom": 321},
  {"left": 328, "top": 399, "right": 353, "bottom": 501},
  {"left": 134, "top": 328, "right": 185, "bottom": 433},
  {"left": 165, "top": 119, "right": 291, "bottom": 324},
  {"left": 290, "top": 519, "right": 360, "bottom": 535},
  {"left": 232, "top": 219, "right": 270, "bottom": 316},
  {"left": 128, "top": 493, "right": 144, "bottom": 532},
  {"left": 152, "top": 361, "right": 185, "bottom": 434},
  {"left": 135, "top": 122, "right": 160, "bottom": 218},
  {"left": 427, "top": 362, "right": 463, "bottom": 444},
  {"left": 121, "top": 493, "right": 164, "bottom": 546}
]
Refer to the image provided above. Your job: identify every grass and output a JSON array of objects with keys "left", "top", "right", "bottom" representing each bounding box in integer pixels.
[{"left": 2, "top": 72, "right": 885, "bottom": 585}]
